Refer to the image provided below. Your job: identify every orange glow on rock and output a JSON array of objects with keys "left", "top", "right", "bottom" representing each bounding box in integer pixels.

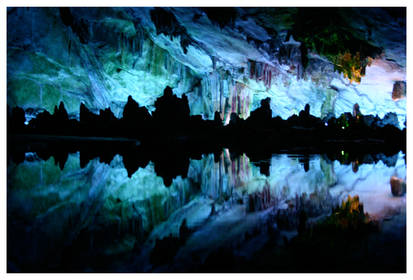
[{"left": 334, "top": 52, "right": 368, "bottom": 84}]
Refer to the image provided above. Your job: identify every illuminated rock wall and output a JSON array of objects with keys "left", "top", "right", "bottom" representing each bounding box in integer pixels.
[{"left": 7, "top": 7, "right": 406, "bottom": 127}]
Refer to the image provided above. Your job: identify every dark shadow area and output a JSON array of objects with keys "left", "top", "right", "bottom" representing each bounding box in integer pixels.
[{"left": 8, "top": 85, "right": 406, "bottom": 154}]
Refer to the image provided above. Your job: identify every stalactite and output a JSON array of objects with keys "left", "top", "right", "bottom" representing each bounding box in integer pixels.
[
  {"left": 194, "top": 73, "right": 254, "bottom": 124},
  {"left": 247, "top": 184, "right": 274, "bottom": 212},
  {"left": 248, "top": 59, "right": 276, "bottom": 89}
]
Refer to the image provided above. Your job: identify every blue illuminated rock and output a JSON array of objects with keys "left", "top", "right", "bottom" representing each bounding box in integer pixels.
[
  {"left": 7, "top": 7, "right": 406, "bottom": 127},
  {"left": 7, "top": 148, "right": 406, "bottom": 271}
]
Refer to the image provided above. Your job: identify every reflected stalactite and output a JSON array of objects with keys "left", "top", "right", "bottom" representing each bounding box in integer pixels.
[
  {"left": 7, "top": 148, "right": 407, "bottom": 272},
  {"left": 199, "top": 150, "right": 252, "bottom": 201},
  {"left": 247, "top": 182, "right": 276, "bottom": 212},
  {"left": 319, "top": 156, "right": 337, "bottom": 188}
]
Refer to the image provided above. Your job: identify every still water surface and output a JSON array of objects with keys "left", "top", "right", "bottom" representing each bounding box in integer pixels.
[{"left": 7, "top": 150, "right": 406, "bottom": 272}]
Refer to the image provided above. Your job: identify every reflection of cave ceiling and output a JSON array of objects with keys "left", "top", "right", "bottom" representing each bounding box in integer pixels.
[
  {"left": 7, "top": 7, "right": 406, "bottom": 127},
  {"left": 8, "top": 151, "right": 406, "bottom": 270}
]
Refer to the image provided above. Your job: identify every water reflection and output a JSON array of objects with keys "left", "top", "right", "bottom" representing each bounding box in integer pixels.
[{"left": 7, "top": 150, "right": 406, "bottom": 272}]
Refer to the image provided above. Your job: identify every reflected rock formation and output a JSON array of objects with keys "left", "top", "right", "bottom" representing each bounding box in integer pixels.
[{"left": 7, "top": 150, "right": 406, "bottom": 272}]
